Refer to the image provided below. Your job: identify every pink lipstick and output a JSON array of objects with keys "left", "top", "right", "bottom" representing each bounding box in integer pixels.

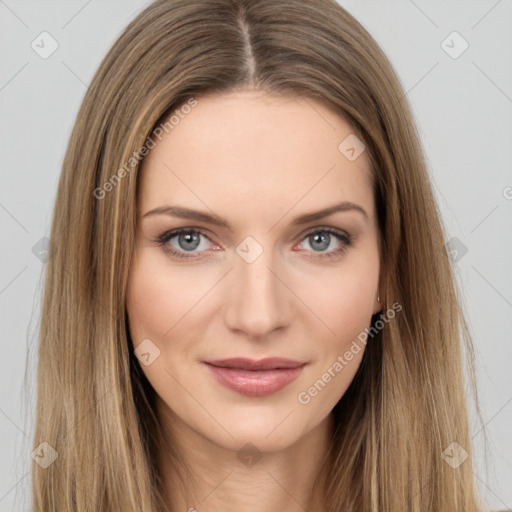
[{"left": 203, "top": 357, "right": 307, "bottom": 397}]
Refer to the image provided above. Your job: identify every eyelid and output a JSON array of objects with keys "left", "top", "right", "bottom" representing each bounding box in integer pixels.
[{"left": 299, "top": 225, "right": 350, "bottom": 240}]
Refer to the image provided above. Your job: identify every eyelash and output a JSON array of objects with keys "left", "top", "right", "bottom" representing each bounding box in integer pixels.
[{"left": 156, "top": 227, "right": 352, "bottom": 261}]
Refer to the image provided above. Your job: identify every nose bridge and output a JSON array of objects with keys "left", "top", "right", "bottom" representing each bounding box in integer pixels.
[{"left": 225, "top": 236, "right": 289, "bottom": 337}]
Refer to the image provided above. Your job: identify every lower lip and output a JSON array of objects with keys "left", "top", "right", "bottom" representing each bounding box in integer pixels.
[{"left": 203, "top": 363, "right": 306, "bottom": 397}]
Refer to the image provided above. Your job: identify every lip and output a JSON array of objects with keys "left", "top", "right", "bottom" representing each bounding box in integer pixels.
[{"left": 203, "top": 358, "right": 307, "bottom": 397}]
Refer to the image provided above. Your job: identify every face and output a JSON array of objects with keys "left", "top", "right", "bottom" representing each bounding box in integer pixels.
[{"left": 126, "top": 89, "right": 381, "bottom": 454}]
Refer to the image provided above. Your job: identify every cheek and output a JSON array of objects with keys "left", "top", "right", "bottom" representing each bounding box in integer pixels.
[
  {"left": 126, "top": 254, "right": 211, "bottom": 343},
  {"left": 295, "top": 250, "right": 378, "bottom": 403},
  {"left": 126, "top": 268, "right": 170, "bottom": 343},
  {"left": 302, "top": 254, "right": 379, "bottom": 343}
]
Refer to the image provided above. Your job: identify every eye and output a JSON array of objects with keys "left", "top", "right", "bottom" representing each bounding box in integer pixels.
[
  {"left": 295, "top": 227, "right": 352, "bottom": 260},
  {"left": 157, "top": 228, "right": 216, "bottom": 259}
]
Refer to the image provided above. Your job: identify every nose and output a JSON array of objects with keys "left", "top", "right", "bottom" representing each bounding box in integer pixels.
[{"left": 224, "top": 244, "right": 291, "bottom": 339}]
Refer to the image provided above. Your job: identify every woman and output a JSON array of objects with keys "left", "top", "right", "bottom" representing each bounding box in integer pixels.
[{"left": 33, "top": 0, "right": 484, "bottom": 510}]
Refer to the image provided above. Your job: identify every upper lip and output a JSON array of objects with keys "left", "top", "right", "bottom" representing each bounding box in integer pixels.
[{"left": 204, "top": 358, "right": 307, "bottom": 370}]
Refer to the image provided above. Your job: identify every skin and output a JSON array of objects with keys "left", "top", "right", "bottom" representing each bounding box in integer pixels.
[{"left": 126, "top": 89, "right": 381, "bottom": 512}]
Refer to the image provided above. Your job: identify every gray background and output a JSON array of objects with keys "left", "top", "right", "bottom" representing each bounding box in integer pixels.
[{"left": 1, "top": 1, "right": 511, "bottom": 510}]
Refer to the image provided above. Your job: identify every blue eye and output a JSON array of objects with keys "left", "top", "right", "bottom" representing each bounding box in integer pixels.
[
  {"left": 298, "top": 228, "right": 352, "bottom": 259},
  {"left": 157, "top": 228, "right": 213, "bottom": 259},
  {"left": 156, "top": 227, "right": 352, "bottom": 260}
]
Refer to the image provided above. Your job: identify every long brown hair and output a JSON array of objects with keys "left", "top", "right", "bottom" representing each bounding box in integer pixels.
[{"left": 33, "top": 0, "right": 484, "bottom": 510}]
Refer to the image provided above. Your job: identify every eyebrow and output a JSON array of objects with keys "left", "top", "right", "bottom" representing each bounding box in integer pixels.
[{"left": 142, "top": 201, "right": 369, "bottom": 229}]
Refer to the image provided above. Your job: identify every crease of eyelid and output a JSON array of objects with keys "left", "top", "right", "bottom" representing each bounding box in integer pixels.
[{"left": 142, "top": 201, "right": 370, "bottom": 231}]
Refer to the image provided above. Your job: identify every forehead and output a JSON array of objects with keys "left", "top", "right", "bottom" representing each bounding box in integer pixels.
[{"left": 138, "top": 90, "right": 374, "bottom": 225}]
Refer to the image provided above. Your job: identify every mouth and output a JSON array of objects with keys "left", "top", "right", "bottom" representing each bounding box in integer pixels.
[{"left": 202, "top": 358, "right": 308, "bottom": 397}]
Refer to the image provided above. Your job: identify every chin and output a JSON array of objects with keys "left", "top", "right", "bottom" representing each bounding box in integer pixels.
[{"left": 193, "top": 399, "right": 330, "bottom": 454}]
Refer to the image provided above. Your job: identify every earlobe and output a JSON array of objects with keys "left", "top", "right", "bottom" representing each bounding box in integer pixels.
[{"left": 372, "top": 290, "right": 382, "bottom": 315}]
